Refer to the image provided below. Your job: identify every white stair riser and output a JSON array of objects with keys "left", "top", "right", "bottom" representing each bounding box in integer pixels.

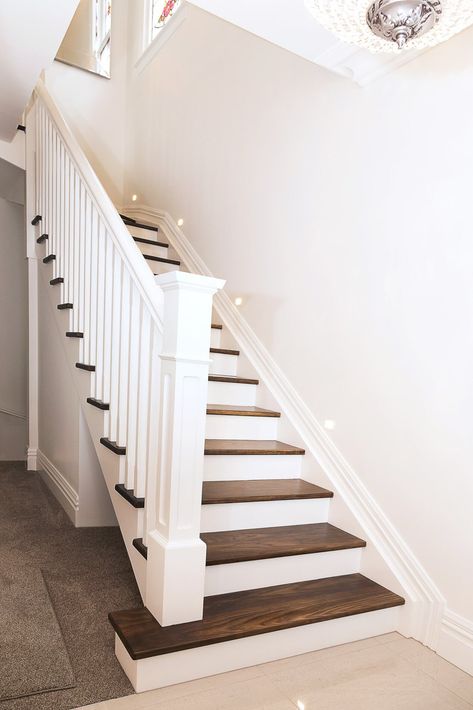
[
  {"left": 136, "top": 242, "right": 170, "bottom": 259},
  {"left": 204, "top": 454, "right": 303, "bottom": 480},
  {"left": 200, "top": 497, "right": 330, "bottom": 532},
  {"left": 127, "top": 224, "right": 160, "bottom": 239},
  {"left": 207, "top": 380, "right": 257, "bottom": 406},
  {"left": 146, "top": 260, "right": 180, "bottom": 275},
  {"left": 205, "top": 414, "right": 279, "bottom": 439},
  {"left": 210, "top": 328, "right": 222, "bottom": 348},
  {"left": 209, "top": 352, "right": 239, "bottom": 376},
  {"left": 116, "top": 606, "right": 401, "bottom": 692},
  {"left": 205, "top": 548, "right": 362, "bottom": 596}
]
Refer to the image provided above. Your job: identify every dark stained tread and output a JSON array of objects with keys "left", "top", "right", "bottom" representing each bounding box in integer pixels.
[
  {"left": 31, "top": 215, "right": 42, "bottom": 225},
  {"left": 87, "top": 397, "right": 109, "bottom": 410},
  {"left": 43, "top": 254, "right": 55, "bottom": 264},
  {"left": 208, "top": 375, "right": 259, "bottom": 385},
  {"left": 202, "top": 479, "right": 333, "bottom": 505},
  {"left": 202, "top": 523, "right": 365, "bottom": 566},
  {"left": 115, "top": 483, "right": 144, "bottom": 508},
  {"left": 66, "top": 331, "right": 83, "bottom": 338},
  {"left": 76, "top": 363, "right": 95, "bottom": 372},
  {"left": 50, "top": 277, "right": 64, "bottom": 285},
  {"left": 120, "top": 213, "right": 136, "bottom": 224},
  {"left": 128, "top": 221, "right": 158, "bottom": 232},
  {"left": 17, "top": 124, "right": 26, "bottom": 133},
  {"left": 211, "top": 323, "right": 223, "bottom": 330},
  {"left": 109, "top": 574, "right": 405, "bottom": 660},
  {"left": 206, "top": 404, "right": 280, "bottom": 418},
  {"left": 58, "top": 303, "right": 73, "bottom": 310},
  {"left": 144, "top": 254, "right": 180, "bottom": 265},
  {"left": 100, "top": 438, "right": 126, "bottom": 455},
  {"left": 133, "top": 538, "right": 148, "bottom": 559},
  {"left": 133, "top": 236, "right": 169, "bottom": 249},
  {"left": 37, "top": 233, "right": 48, "bottom": 244},
  {"left": 210, "top": 347, "right": 240, "bottom": 356},
  {"left": 205, "top": 440, "right": 305, "bottom": 456}
]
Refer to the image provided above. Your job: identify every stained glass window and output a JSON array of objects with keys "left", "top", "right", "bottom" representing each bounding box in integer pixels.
[
  {"left": 94, "top": 0, "right": 112, "bottom": 69},
  {"left": 151, "top": 0, "right": 181, "bottom": 40}
]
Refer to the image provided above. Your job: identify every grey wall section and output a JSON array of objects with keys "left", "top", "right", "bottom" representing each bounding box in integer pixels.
[{"left": 0, "top": 196, "right": 27, "bottom": 460}]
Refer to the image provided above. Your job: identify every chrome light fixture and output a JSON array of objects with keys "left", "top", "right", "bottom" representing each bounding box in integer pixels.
[
  {"left": 367, "top": 1, "right": 441, "bottom": 49},
  {"left": 305, "top": 0, "right": 473, "bottom": 53}
]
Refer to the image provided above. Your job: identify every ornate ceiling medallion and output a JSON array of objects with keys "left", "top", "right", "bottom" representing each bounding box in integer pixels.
[
  {"left": 305, "top": 0, "right": 473, "bottom": 53},
  {"left": 367, "top": 1, "right": 442, "bottom": 48}
]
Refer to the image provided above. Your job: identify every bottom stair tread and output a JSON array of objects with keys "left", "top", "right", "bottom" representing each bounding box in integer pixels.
[{"left": 109, "top": 574, "right": 404, "bottom": 660}]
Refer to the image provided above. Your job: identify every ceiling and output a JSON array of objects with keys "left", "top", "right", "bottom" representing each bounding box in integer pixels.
[
  {"left": 188, "top": 0, "right": 427, "bottom": 85},
  {"left": 0, "top": 1, "right": 80, "bottom": 142}
]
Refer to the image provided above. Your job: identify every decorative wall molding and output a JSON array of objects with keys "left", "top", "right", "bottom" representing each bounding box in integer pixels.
[
  {"left": 0, "top": 406, "right": 26, "bottom": 420},
  {"left": 438, "top": 609, "right": 473, "bottom": 676},
  {"left": 27, "top": 446, "right": 38, "bottom": 472},
  {"left": 123, "top": 202, "right": 446, "bottom": 647},
  {"left": 38, "top": 449, "right": 79, "bottom": 523}
]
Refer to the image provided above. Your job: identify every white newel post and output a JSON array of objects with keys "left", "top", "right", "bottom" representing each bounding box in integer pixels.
[{"left": 145, "top": 271, "right": 225, "bottom": 627}]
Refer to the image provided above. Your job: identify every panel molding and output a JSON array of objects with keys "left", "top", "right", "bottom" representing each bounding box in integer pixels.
[{"left": 38, "top": 448, "right": 79, "bottom": 524}]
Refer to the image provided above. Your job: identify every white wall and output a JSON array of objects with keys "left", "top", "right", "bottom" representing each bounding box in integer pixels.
[
  {"left": 124, "top": 5, "right": 473, "bottom": 630},
  {"left": 0, "top": 196, "right": 27, "bottom": 459},
  {"left": 45, "top": 0, "right": 129, "bottom": 205},
  {"left": 38, "top": 266, "right": 116, "bottom": 526},
  {"left": 56, "top": 0, "right": 96, "bottom": 73}
]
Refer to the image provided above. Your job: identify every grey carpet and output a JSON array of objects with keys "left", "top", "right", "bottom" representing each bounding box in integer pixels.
[{"left": 0, "top": 461, "right": 143, "bottom": 710}]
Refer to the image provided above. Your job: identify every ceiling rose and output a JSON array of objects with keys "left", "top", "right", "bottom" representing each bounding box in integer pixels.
[{"left": 305, "top": 0, "right": 473, "bottom": 52}]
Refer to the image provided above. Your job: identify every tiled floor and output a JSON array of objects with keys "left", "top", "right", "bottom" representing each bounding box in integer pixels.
[{"left": 78, "top": 633, "right": 473, "bottom": 710}]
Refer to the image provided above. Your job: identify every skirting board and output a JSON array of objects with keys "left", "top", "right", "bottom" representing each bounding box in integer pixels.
[
  {"left": 38, "top": 449, "right": 79, "bottom": 525},
  {"left": 438, "top": 610, "right": 473, "bottom": 677},
  {"left": 122, "top": 203, "right": 445, "bottom": 648}
]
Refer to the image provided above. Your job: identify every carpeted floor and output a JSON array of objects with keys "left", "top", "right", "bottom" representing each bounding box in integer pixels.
[{"left": 0, "top": 461, "right": 142, "bottom": 710}]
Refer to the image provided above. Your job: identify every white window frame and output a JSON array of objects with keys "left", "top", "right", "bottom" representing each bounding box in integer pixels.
[{"left": 136, "top": 0, "right": 188, "bottom": 75}]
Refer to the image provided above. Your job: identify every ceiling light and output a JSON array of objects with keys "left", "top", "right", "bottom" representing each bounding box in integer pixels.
[
  {"left": 234, "top": 297, "right": 243, "bottom": 306},
  {"left": 132, "top": 194, "right": 138, "bottom": 202},
  {"left": 177, "top": 218, "right": 184, "bottom": 227},
  {"left": 305, "top": 0, "right": 473, "bottom": 52}
]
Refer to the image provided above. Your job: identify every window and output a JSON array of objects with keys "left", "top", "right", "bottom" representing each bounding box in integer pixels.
[
  {"left": 151, "top": 0, "right": 181, "bottom": 40},
  {"left": 94, "top": 0, "right": 112, "bottom": 69}
]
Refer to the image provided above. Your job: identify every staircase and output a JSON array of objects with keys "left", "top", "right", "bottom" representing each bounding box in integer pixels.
[{"left": 28, "top": 82, "right": 405, "bottom": 693}]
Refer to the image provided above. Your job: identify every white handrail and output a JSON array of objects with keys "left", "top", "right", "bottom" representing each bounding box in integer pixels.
[{"left": 34, "top": 80, "right": 164, "bottom": 332}]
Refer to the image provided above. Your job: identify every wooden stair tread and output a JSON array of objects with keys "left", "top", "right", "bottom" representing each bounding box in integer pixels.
[
  {"left": 101, "top": 438, "right": 126, "bottom": 455},
  {"left": 50, "top": 277, "right": 64, "bottom": 285},
  {"left": 133, "top": 235, "right": 169, "bottom": 248},
  {"left": 133, "top": 538, "right": 148, "bottom": 559},
  {"left": 202, "top": 523, "right": 365, "bottom": 565},
  {"left": 211, "top": 323, "right": 223, "bottom": 330},
  {"left": 202, "top": 479, "right": 333, "bottom": 504},
  {"left": 210, "top": 347, "right": 240, "bottom": 356},
  {"left": 123, "top": 218, "right": 158, "bottom": 232},
  {"left": 144, "top": 254, "right": 180, "bottom": 265},
  {"left": 115, "top": 484, "right": 144, "bottom": 508},
  {"left": 208, "top": 375, "right": 259, "bottom": 385},
  {"left": 109, "top": 574, "right": 405, "bottom": 660},
  {"left": 205, "top": 439, "right": 305, "bottom": 455},
  {"left": 206, "top": 405, "right": 280, "bottom": 418}
]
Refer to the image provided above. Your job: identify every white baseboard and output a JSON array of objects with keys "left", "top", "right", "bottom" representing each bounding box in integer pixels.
[
  {"left": 27, "top": 446, "right": 39, "bottom": 471},
  {"left": 38, "top": 449, "right": 79, "bottom": 525},
  {"left": 437, "top": 610, "right": 473, "bottom": 677},
  {"left": 122, "top": 203, "right": 445, "bottom": 647}
]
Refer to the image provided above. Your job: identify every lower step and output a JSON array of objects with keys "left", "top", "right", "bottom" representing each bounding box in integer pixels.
[{"left": 110, "top": 574, "right": 404, "bottom": 692}]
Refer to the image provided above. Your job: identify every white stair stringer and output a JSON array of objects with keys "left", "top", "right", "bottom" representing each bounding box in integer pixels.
[
  {"left": 115, "top": 606, "right": 401, "bottom": 692},
  {"left": 40, "top": 261, "right": 147, "bottom": 598}
]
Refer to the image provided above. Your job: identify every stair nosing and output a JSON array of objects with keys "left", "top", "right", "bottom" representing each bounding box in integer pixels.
[
  {"left": 133, "top": 538, "right": 148, "bottom": 559},
  {"left": 50, "top": 277, "right": 64, "bottom": 285},
  {"left": 204, "top": 440, "right": 305, "bottom": 456},
  {"left": 208, "top": 375, "right": 259, "bottom": 385},
  {"left": 115, "top": 483, "right": 144, "bottom": 508},
  {"left": 210, "top": 347, "right": 240, "bottom": 356},
  {"left": 133, "top": 236, "right": 169, "bottom": 249},
  {"left": 101, "top": 438, "right": 126, "bottom": 456},
  {"left": 145, "top": 254, "right": 181, "bottom": 265},
  {"left": 87, "top": 397, "right": 109, "bottom": 410},
  {"left": 76, "top": 363, "right": 95, "bottom": 372},
  {"left": 206, "top": 405, "right": 280, "bottom": 418}
]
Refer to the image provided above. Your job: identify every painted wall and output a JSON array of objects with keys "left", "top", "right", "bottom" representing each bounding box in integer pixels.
[
  {"left": 124, "top": 6, "right": 473, "bottom": 629},
  {"left": 56, "top": 0, "right": 96, "bottom": 73},
  {"left": 45, "top": 0, "right": 129, "bottom": 205},
  {"left": 0, "top": 195, "right": 27, "bottom": 460}
]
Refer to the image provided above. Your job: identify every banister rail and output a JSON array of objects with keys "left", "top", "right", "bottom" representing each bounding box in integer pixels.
[{"left": 30, "top": 80, "right": 224, "bottom": 627}]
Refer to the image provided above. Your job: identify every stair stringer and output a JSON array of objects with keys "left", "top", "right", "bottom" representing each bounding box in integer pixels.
[
  {"left": 122, "top": 204, "right": 446, "bottom": 649},
  {"left": 38, "top": 259, "right": 147, "bottom": 598}
]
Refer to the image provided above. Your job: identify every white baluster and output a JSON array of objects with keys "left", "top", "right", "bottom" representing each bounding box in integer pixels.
[
  {"left": 145, "top": 271, "right": 224, "bottom": 626},
  {"left": 109, "top": 249, "right": 123, "bottom": 443},
  {"left": 117, "top": 268, "right": 131, "bottom": 449},
  {"left": 125, "top": 285, "right": 140, "bottom": 489}
]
